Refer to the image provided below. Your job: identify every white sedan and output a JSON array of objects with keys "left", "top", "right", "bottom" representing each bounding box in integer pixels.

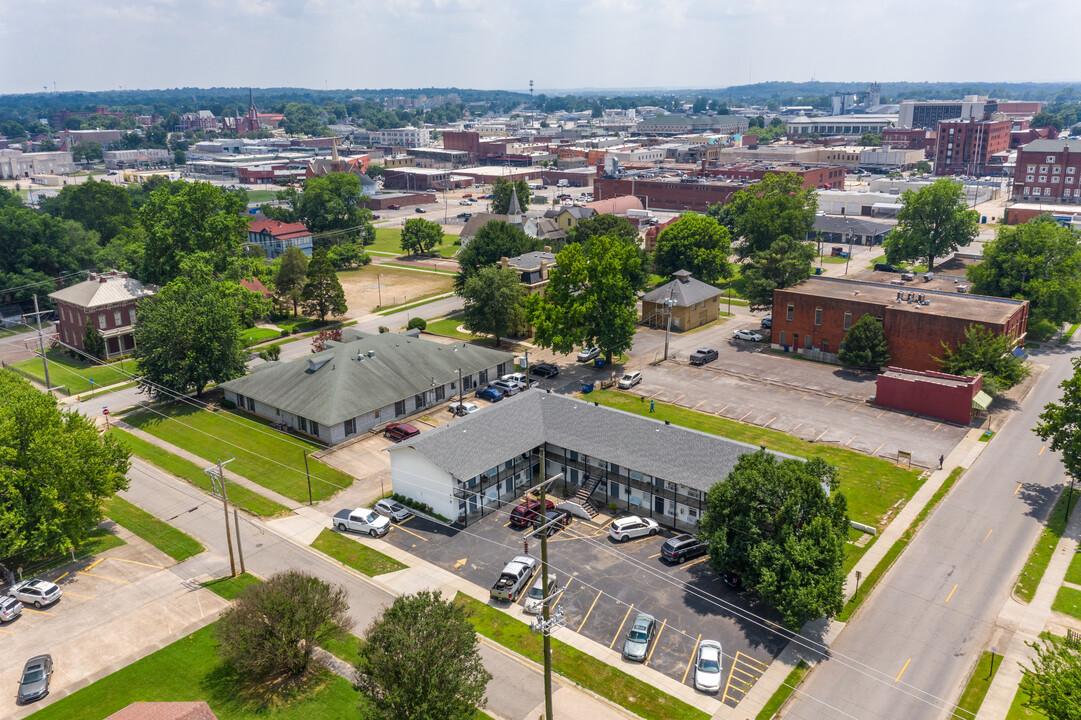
[
  {"left": 618, "top": 371, "right": 642, "bottom": 389},
  {"left": 694, "top": 640, "right": 723, "bottom": 693},
  {"left": 733, "top": 329, "right": 764, "bottom": 342}
]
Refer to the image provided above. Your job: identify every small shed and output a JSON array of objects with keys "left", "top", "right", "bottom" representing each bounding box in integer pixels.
[
  {"left": 875, "top": 367, "right": 983, "bottom": 425},
  {"left": 640, "top": 270, "right": 723, "bottom": 331}
]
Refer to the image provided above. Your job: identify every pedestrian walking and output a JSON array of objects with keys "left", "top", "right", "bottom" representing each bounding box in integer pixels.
[
  {"left": 939, "top": 454, "right": 944, "bottom": 470},
  {"left": 650, "top": 399, "right": 655, "bottom": 413}
]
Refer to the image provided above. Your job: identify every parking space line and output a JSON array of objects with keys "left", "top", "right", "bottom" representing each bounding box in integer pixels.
[
  {"left": 682, "top": 556, "right": 710, "bottom": 569},
  {"left": 1039, "top": 445, "right": 1046, "bottom": 456},
  {"left": 610, "top": 604, "right": 634, "bottom": 649},
  {"left": 741, "top": 654, "right": 770, "bottom": 671},
  {"left": 764, "top": 416, "right": 776, "bottom": 427},
  {"left": 648, "top": 553, "right": 660, "bottom": 559},
  {"left": 715, "top": 404, "right": 729, "bottom": 415},
  {"left": 814, "top": 429, "right": 828, "bottom": 442},
  {"left": 0, "top": 627, "right": 12, "bottom": 634},
  {"left": 984, "top": 528, "right": 993, "bottom": 543},
  {"left": 1015, "top": 483, "right": 1022, "bottom": 495},
  {"left": 682, "top": 635, "right": 702, "bottom": 684},
  {"left": 801, "top": 392, "right": 811, "bottom": 400},
  {"left": 64, "top": 591, "right": 94, "bottom": 599},
  {"left": 845, "top": 436, "right": 855, "bottom": 446},
  {"left": 738, "top": 410, "right": 752, "bottom": 421},
  {"left": 873, "top": 443, "right": 884, "bottom": 456},
  {"left": 672, "top": 394, "right": 686, "bottom": 405},
  {"left": 895, "top": 657, "right": 911, "bottom": 682},
  {"left": 945, "top": 584, "right": 958, "bottom": 604},
  {"left": 79, "top": 571, "right": 129, "bottom": 584},
  {"left": 578, "top": 590, "right": 603, "bottom": 632},
  {"left": 904, "top": 414, "right": 916, "bottom": 425},
  {"left": 645, "top": 619, "right": 666, "bottom": 665},
  {"left": 877, "top": 410, "right": 887, "bottom": 418},
  {"left": 504, "top": 521, "right": 513, "bottom": 528},
  {"left": 54, "top": 571, "right": 70, "bottom": 582},
  {"left": 23, "top": 608, "right": 56, "bottom": 616},
  {"left": 648, "top": 390, "right": 663, "bottom": 399},
  {"left": 792, "top": 423, "right": 802, "bottom": 433},
  {"left": 850, "top": 402, "right": 861, "bottom": 413},
  {"left": 825, "top": 397, "right": 836, "bottom": 407},
  {"left": 932, "top": 422, "right": 942, "bottom": 432},
  {"left": 692, "top": 400, "right": 706, "bottom": 410},
  {"left": 394, "top": 524, "right": 429, "bottom": 542},
  {"left": 85, "top": 557, "right": 105, "bottom": 571},
  {"left": 108, "top": 557, "right": 164, "bottom": 569}
]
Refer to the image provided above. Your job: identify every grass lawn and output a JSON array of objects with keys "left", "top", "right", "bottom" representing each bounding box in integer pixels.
[
  {"left": 109, "top": 428, "right": 289, "bottom": 517},
  {"left": 321, "top": 633, "right": 363, "bottom": 667},
  {"left": 124, "top": 404, "right": 353, "bottom": 504},
  {"left": 951, "top": 651, "right": 1000, "bottom": 719},
  {"left": 756, "top": 660, "right": 809, "bottom": 720},
  {"left": 0, "top": 322, "right": 32, "bottom": 338},
  {"left": 376, "top": 291, "right": 452, "bottom": 316},
  {"left": 382, "top": 262, "right": 457, "bottom": 275},
  {"left": 1065, "top": 547, "right": 1081, "bottom": 585},
  {"left": 1015, "top": 486, "right": 1078, "bottom": 603},
  {"left": 1060, "top": 322, "right": 1080, "bottom": 345},
  {"left": 1006, "top": 684, "right": 1049, "bottom": 720},
  {"left": 455, "top": 593, "right": 707, "bottom": 720},
  {"left": 818, "top": 255, "right": 848, "bottom": 264},
  {"left": 103, "top": 495, "right": 204, "bottom": 563},
  {"left": 202, "top": 572, "right": 262, "bottom": 600},
  {"left": 27, "top": 624, "right": 360, "bottom": 720},
  {"left": 245, "top": 189, "right": 277, "bottom": 204},
  {"left": 1051, "top": 585, "right": 1081, "bottom": 620},
  {"left": 589, "top": 390, "right": 925, "bottom": 528},
  {"left": 369, "top": 227, "right": 458, "bottom": 257},
  {"left": 425, "top": 316, "right": 489, "bottom": 343},
  {"left": 274, "top": 316, "right": 324, "bottom": 334},
  {"left": 10, "top": 348, "right": 134, "bottom": 394},
  {"left": 311, "top": 528, "right": 407, "bottom": 576},
  {"left": 242, "top": 327, "right": 283, "bottom": 347}
]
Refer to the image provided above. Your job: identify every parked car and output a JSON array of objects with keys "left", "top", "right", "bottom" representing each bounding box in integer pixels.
[
  {"left": 0, "top": 594, "right": 24, "bottom": 623},
  {"left": 415, "top": 207, "right": 427, "bottom": 213},
  {"left": 509, "top": 498, "right": 556, "bottom": 528},
  {"left": 529, "top": 362, "right": 560, "bottom": 378},
  {"left": 462, "top": 193, "right": 473, "bottom": 198},
  {"left": 447, "top": 400, "right": 479, "bottom": 416},
  {"left": 490, "top": 379, "right": 520, "bottom": 396},
  {"left": 694, "top": 640, "right": 723, "bottom": 693},
  {"left": 333, "top": 507, "right": 392, "bottom": 537},
  {"left": 384, "top": 423, "right": 420, "bottom": 442},
  {"left": 760, "top": 317, "right": 772, "bottom": 329},
  {"left": 457, "top": 212, "right": 472, "bottom": 219},
  {"left": 733, "top": 329, "right": 764, "bottom": 342},
  {"left": 722, "top": 570, "right": 743, "bottom": 591},
  {"left": 900, "top": 271, "right": 915, "bottom": 281},
  {"left": 459, "top": 199, "right": 472, "bottom": 205},
  {"left": 576, "top": 347, "right": 600, "bottom": 362},
  {"left": 608, "top": 516, "right": 660, "bottom": 543},
  {"left": 531, "top": 510, "right": 569, "bottom": 537},
  {"left": 475, "top": 385, "right": 505, "bottom": 402},
  {"left": 374, "top": 498, "right": 413, "bottom": 522},
  {"left": 660, "top": 534, "right": 708, "bottom": 564},
  {"left": 874, "top": 262, "right": 902, "bottom": 273},
  {"left": 17, "top": 655, "right": 52, "bottom": 704},
  {"left": 617, "top": 371, "right": 642, "bottom": 389},
  {"left": 622, "top": 613, "right": 657, "bottom": 661},
  {"left": 689, "top": 348, "right": 718, "bottom": 365},
  {"left": 523, "top": 573, "right": 558, "bottom": 614},
  {"left": 501, "top": 372, "right": 529, "bottom": 390},
  {"left": 387, "top": 203, "right": 401, "bottom": 210},
  {"left": 11, "top": 579, "right": 62, "bottom": 608},
  {"left": 490, "top": 555, "right": 538, "bottom": 602}
]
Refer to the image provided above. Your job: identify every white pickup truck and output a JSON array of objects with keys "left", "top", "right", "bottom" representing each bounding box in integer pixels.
[
  {"left": 333, "top": 507, "right": 391, "bottom": 537},
  {"left": 490, "top": 555, "right": 538, "bottom": 602}
]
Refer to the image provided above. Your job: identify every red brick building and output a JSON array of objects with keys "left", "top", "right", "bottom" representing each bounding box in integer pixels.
[
  {"left": 592, "top": 175, "right": 741, "bottom": 212},
  {"left": 875, "top": 368, "right": 985, "bottom": 425},
  {"left": 933, "top": 118, "right": 1011, "bottom": 176},
  {"left": 771, "top": 277, "right": 1028, "bottom": 372},
  {"left": 701, "top": 163, "right": 846, "bottom": 190},
  {"left": 49, "top": 271, "right": 157, "bottom": 360},
  {"left": 1011, "top": 138, "right": 1081, "bottom": 204},
  {"left": 882, "top": 128, "right": 935, "bottom": 158}
]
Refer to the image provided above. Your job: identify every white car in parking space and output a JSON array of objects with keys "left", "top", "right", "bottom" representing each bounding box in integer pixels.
[
  {"left": 501, "top": 372, "right": 529, "bottom": 390},
  {"left": 694, "top": 640, "right": 723, "bottom": 693},
  {"left": 11, "top": 579, "right": 62, "bottom": 608},
  {"left": 608, "top": 516, "right": 660, "bottom": 542},
  {"left": 374, "top": 498, "right": 414, "bottom": 522},
  {"left": 617, "top": 371, "right": 642, "bottom": 389},
  {"left": 523, "top": 573, "right": 557, "bottom": 614},
  {"left": 733, "top": 329, "right": 764, "bottom": 342}
]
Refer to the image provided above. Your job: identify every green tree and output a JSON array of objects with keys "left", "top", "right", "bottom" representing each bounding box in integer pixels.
[
  {"left": 527, "top": 234, "right": 640, "bottom": 363},
  {"left": 934, "top": 324, "right": 1029, "bottom": 395},
  {"left": 367, "top": 163, "right": 385, "bottom": 178},
  {"left": 400, "top": 217, "right": 444, "bottom": 256},
  {"left": 837, "top": 314, "right": 890, "bottom": 371},
  {"left": 699, "top": 451, "right": 848, "bottom": 630},
  {"left": 38, "top": 138, "right": 57, "bottom": 151},
  {"left": 491, "top": 177, "right": 530, "bottom": 215},
  {"left": 0, "top": 206, "right": 100, "bottom": 305},
  {"left": 462, "top": 266, "right": 526, "bottom": 344},
  {"left": 215, "top": 571, "right": 353, "bottom": 681},
  {"left": 139, "top": 180, "right": 249, "bottom": 285},
  {"left": 565, "top": 213, "right": 639, "bottom": 248},
  {"left": 326, "top": 242, "right": 370, "bottom": 270},
  {"left": 883, "top": 178, "right": 979, "bottom": 271},
  {"left": 967, "top": 216, "right": 1081, "bottom": 327},
  {"left": 355, "top": 590, "right": 491, "bottom": 720},
  {"left": 71, "top": 141, "right": 103, "bottom": 163},
  {"left": 273, "top": 246, "right": 308, "bottom": 316},
  {"left": 652, "top": 213, "right": 733, "bottom": 284},
  {"left": 1019, "top": 637, "right": 1081, "bottom": 720},
  {"left": 266, "top": 173, "right": 374, "bottom": 249},
  {"left": 173, "top": 149, "right": 186, "bottom": 165},
  {"left": 1031, "top": 112, "right": 1065, "bottom": 131},
  {"left": 455, "top": 221, "right": 542, "bottom": 293},
  {"left": 741, "top": 235, "right": 816, "bottom": 311},
  {"left": 0, "top": 370, "right": 130, "bottom": 562},
  {"left": 132, "top": 270, "right": 249, "bottom": 398},
  {"left": 913, "top": 160, "right": 932, "bottom": 175},
  {"left": 95, "top": 226, "right": 147, "bottom": 278},
  {"left": 857, "top": 132, "right": 882, "bottom": 146},
  {"left": 82, "top": 319, "right": 106, "bottom": 361},
  {"left": 40, "top": 178, "right": 136, "bottom": 242},
  {"left": 726, "top": 173, "right": 818, "bottom": 258},
  {"left": 301, "top": 248, "right": 347, "bottom": 323}
]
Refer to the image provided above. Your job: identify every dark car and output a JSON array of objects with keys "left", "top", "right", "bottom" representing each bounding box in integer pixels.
[
  {"left": 529, "top": 362, "right": 560, "bottom": 378},
  {"left": 476, "top": 385, "right": 506, "bottom": 402},
  {"left": 531, "top": 510, "right": 569, "bottom": 537},
  {"left": 17, "top": 655, "right": 52, "bottom": 704},
  {"left": 722, "top": 570, "right": 743, "bottom": 591},
  {"left": 760, "top": 317, "right": 772, "bottom": 329},
  {"left": 660, "top": 534, "right": 708, "bottom": 564},
  {"left": 689, "top": 348, "right": 718, "bottom": 365},
  {"left": 874, "top": 262, "right": 902, "bottom": 273},
  {"left": 415, "top": 207, "right": 427, "bottom": 213},
  {"left": 510, "top": 498, "right": 556, "bottom": 528},
  {"left": 383, "top": 423, "right": 420, "bottom": 442}
]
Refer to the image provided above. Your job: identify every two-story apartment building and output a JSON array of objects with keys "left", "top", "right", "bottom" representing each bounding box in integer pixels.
[
  {"left": 247, "top": 219, "right": 314, "bottom": 258},
  {"left": 48, "top": 271, "right": 156, "bottom": 360}
]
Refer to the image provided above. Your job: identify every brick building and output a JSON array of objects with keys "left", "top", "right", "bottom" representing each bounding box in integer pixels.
[
  {"left": 932, "top": 118, "right": 1011, "bottom": 176},
  {"left": 771, "top": 276, "right": 1028, "bottom": 372},
  {"left": 1011, "top": 138, "right": 1081, "bottom": 204},
  {"left": 49, "top": 271, "right": 157, "bottom": 360},
  {"left": 442, "top": 130, "right": 482, "bottom": 162},
  {"left": 882, "top": 128, "right": 935, "bottom": 157},
  {"left": 875, "top": 368, "right": 986, "bottom": 425},
  {"left": 701, "top": 163, "right": 846, "bottom": 189},
  {"left": 592, "top": 175, "right": 740, "bottom": 212}
]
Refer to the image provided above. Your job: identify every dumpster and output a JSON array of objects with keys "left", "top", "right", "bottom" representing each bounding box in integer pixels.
[
  {"left": 581, "top": 381, "right": 595, "bottom": 393},
  {"left": 593, "top": 358, "right": 606, "bottom": 369}
]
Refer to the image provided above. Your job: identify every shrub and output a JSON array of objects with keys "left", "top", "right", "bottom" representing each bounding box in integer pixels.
[
  {"left": 220, "top": 398, "right": 236, "bottom": 410},
  {"left": 407, "top": 317, "right": 428, "bottom": 331},
  {"left": 1028, "top": 319, "right": 1058, "bottom": 343},
  {"left": 280, "top": 329, "right": 291, "bottom": 337},
  {"left": 378, "top": 326, "right": 390, "bottom": 334}
]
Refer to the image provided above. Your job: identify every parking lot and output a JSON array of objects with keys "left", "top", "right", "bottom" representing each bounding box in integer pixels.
[{"left": 379, "top": 504, "right": 790, "bottom": 705}]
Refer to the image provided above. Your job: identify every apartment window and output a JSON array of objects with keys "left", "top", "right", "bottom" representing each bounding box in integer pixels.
[
  {"left": 299, "top": 417, "right": 308, "bottom": 434},
  {"left": 1027, "top": 165, "right": 1036, "bottom": 173},
  {"left": 1046, "top": 156, "right": 1056, "bottom": 163},
  {"left": 310, "top": 421, "right": 319, "bottom": 437},
  {"left": 1054, "top": 166, "right": 1062, "bottom": 174},
  {"left": 345, "top": 418, "right": 356, "bottom": 435},
  {"left": 394, "top": 400, "right": 406, "bottom": 416},
  {"left": 113, "top": 310, "right": 122, "bottom": 325},
  {"left": 129, "top": 307, "right": 136, "bottom": 324},
  {"left": 1068, "top": 177, "right": 1074, "bottom": 184},
  {"left": 478, "top": 369, "right": 488, "bottom": 384},
  {"left": 779, "top": 331, "right": 786, "bottom": 346},
  {"left": 844, "top": 312, "right": 852, "bottom": 330},
  {"left": 814, "top": 307, "right": 822, "bottom": 326},
  {"left": 1026, "top": 175, "right": 1035, "bottom": 182},
  {"left": 1046, "top": 188, "right": 1053, "bottom": 196},
  {"left": 235, "top": 393, "right": 246, "bottom": 408},
  {"left": 1068, "top": 167, "right": 1076, "bottom": 175},
  {"left": 247, "top": 397, "right": 255, "bottom": 411},
  {"left": 1040, "top": 166, "right": 1049, "bottom": 173},
  {"left": 786, "top": 303, "right": 794, "bottom": 322},
  {"left": 806, "top": 335, "right": 812, "bottom": 348},
  {"left": 1040, "top": 176, "right": 1048, "bottom": 183},
  {"left": 463, "top": 375, "right": 473, "bottom": 391},
  {"left": 435, "top": 385, "right": 445, "bottom": 401},
  {"left": 98, "top": 313, "right": 107, "bottom": 329},
  {"left": 414, "top": 393, "right": 424, "bottom": 410}
]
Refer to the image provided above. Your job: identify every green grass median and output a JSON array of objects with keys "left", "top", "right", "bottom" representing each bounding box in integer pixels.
[
  {"left": 1015, "top": 486, "right": 1078, "bottom": 603},
  {"left": 756, "top": 661, "right": 809, "bottom": 720},
  {"left": 103, "top": 495, "right": 204, "bottom": 563},
  {"left": 311, "top": 528, "right": 407, "bottom": 576},
  {"left": 10, "top": 348, "right": 133, "bottom": 394},
  {"left": 951, "top": 651, "right": 1000, "bottom": 719}
]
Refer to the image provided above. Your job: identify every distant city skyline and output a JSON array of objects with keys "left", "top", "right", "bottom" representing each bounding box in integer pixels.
[{"left": 1, "top": 0, "right": 1080, "bottom": 96}]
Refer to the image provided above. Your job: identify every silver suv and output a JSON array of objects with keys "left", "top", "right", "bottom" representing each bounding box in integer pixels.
[
  {"left": 0, "top": 595, "right": 24, "bottom": 623},
  {"left": 608, "top": 516, "right": 660, "bottom": 543}
]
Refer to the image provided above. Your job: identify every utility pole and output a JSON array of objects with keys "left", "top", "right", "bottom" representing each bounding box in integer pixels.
[
  {"left": 524, "top": 350, "right": 530, "bottom": 390},
  {"left": 528, "top": 452, "right": 566, "bottom": 720},
  {"left": 233, "top": 509, "right": 246, "bottom": 574},
  {"left": 303, "top": 451, "right": 313, "bottom": 506},
  {"left": 204, "top": 459, "right": 237, "bottom": 577},
  {"left": 29, "top": 295, "right": 52, "bottom": 391},
  {"left": 662, "top": 285, "right": 676, "bottom": 361},
  {"left": 458, "top": 368, "right": 464, "bottom": 408}
]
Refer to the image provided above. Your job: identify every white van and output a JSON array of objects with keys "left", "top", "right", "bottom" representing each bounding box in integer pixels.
[{"left": 557, "top": 179, "right": 570, "bottom": 187}]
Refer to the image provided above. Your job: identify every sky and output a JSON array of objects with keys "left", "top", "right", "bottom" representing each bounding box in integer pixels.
[{"left": 1, "top": 0, "right": 1079, "bottom": 95}]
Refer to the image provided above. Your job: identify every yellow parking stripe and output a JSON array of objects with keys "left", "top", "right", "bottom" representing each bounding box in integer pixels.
[
  {"left": 681, "top": 556, "right": 711, "bottom": 569},
  {"left": 645, "top": 619, "right": 666, "bottom": 665},
  {"left": 682, "top": 635, "right": 702, "bottom": 684},
  {"left": 79, "top": 571, "right": 128, "bottom": 584},
  {"left": 0, "top": 627, "right": 12, "bottom": 634},
  {"left": 108, "top": 557, "right": 164, "bottom": 569},
  {"left": 895, "top": 657, "right": 911, "bottom": 682},
  {"left": 63, "top": 591, "right": 94, "bottom": 600},
  {"left": 610, "top": 604, "right": 634, "bottom": 649},
  {"left": 741, "top": 653, "right": 770, "bottom": 671},
  {"left": 84, "top": 557, "right": 105, "bottom": 571},
  {"left": 53, "top": 572, "right": 70, "bottom": 582},
  {"left": 393, "top": 524, "right": 429, "bottom": 542},
  {"left": 578, "top": 590, "right": 603, "bottom": 633},
  {"left": 22, "top": 608, "right": 56, "bottom": 616}
]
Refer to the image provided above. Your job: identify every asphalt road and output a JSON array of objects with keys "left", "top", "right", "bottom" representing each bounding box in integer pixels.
[{"left": 784, "top": 341, "right": 1078, "bottom": 720}]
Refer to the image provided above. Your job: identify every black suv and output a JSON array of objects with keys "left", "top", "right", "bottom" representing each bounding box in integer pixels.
[
  {"left": 660, "top": 534, "right": 708, "bottom": 564},
  {"left": 531, "top": 510, "right": 569, "bottom": 537},
  {"left": 874, "top": 262, "right": 902, "bottom": 273},
  {"left": 689, "top": 348, "right": 718, "bottom": 366},
  {"left": 529, "top": 362, "right": 560, "bottom": 378}
]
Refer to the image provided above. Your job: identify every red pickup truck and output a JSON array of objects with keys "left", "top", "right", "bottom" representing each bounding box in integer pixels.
[{"left": 509, "top": 498, "right": 556, "bottom": 528}]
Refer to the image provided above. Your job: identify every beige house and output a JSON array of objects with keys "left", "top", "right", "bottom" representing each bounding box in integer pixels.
[
  {"left": 543, "top": 206, "right": 595, "bottom": 232},
  {"left": 640, "top": 270, "right": 722, "bottom": 331}
]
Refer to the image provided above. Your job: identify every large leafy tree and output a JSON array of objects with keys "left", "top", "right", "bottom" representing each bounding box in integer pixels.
[
  {"left": 884, "top": 178, "right": 979, "bottom": 271},
  {"left": 462, "top": 266, "right": 526, "bottom": 344},
  {"left": 400, "top": 217, "right": 444, "bottom": 256},
  {"left": 96, "top": 226, "right": 147, "bottom": 279},
  {"left": 566, "top": 213, "right": 639, "bottom": 248},
  {"left": 301, "top": 248, "right": 347, "bottom": 323},
  {"left": 355, "top": 590, "right": 491, "bottom": 720},
  {"left": 1020, "top": 637, "right": 1081, "bottom": 720},
  {"left": 725, "top": 173, "right": 818, "bottom": 258},
  {"left": 837, "top": 314, "right": 890, "bottom": 371},
  {"left": 1036, "top": 357, "right": 1081, "bottom": 481},
  {"left": 491, "top": 177, "right": 530, "bottom": 215},
  {"left": 215, "top": 571, "right": 353, "bottom": 681},
  {"left": 699, "top": 451, "right": 848, "bottom": 630},
  {"left": 264, "top": 173, "right": 374, "bottom": 249},
  {"left": 139, "top": 180, "right": 249, "bottom": 285},
  {"left": 968, "top": 215, "right": 1081, "bottom": 327},
  {"left": 455, "top": 221, "right": 542, "bottom": 293},
  {"left": 0, "top": 206, "right": 100, "bottom": 305},
  {"left": 935, "top": 324, "right": 1029, "bottom": 395},
  {"left": 741, "top": 235, "right": 816, "bottom": 311},
  {"left": 0, "top": 370, "right": 130, "bottom": 563},
  {"left": 272, "top": 246, "right": 308, "bottom": 317},
  {"left": 527, "top": 234, "right": 641, "bottom": 363},
  {"left": 132, "top": 269, "right": 249, "bottom": 398},
  {"left": 82, "top": 319, "right": 106, "bottom": 361},
  {"left": 652, "top": 213, "right": 734, "bottom": 284},
  {"left": 40, "top": 178, "right": 135, "bottom": 243}
]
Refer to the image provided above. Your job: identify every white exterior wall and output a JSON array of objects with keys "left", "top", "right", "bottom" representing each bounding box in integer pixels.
[{"left": 388, "top": 446, "right": 458, "bottom": 519}]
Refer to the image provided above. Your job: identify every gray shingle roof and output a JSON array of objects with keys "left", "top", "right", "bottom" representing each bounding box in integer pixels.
[
  {"left": 641, "top": 273, "right": 723, "bottom": 308},
  {"left": 812, "top": 215, "right": 894, "bottom": 237},
  {"left": 1021, "top": 138, "right": 1081, "bottom": 153},
  {"left": 220, "top": 332, "right": 514, "bottom": 427},
  {"left": 390, "top": 391, "right": 800, "bottom": 491},
  {"left": 48, "top": 273, "right": 156, "bottom": 309}
]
